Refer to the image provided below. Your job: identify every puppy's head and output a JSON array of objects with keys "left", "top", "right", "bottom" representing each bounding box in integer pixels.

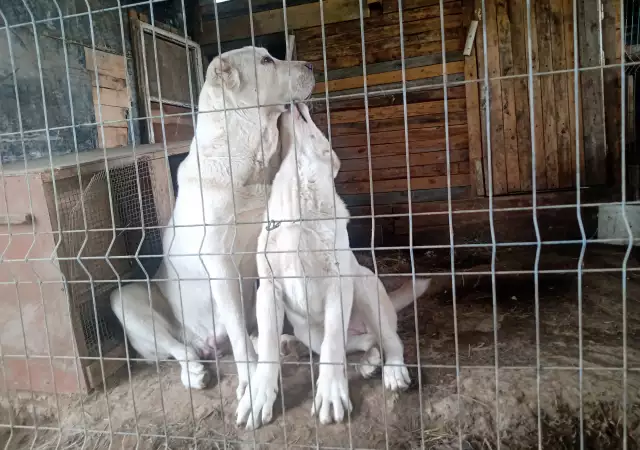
[
  {"left": 279, "top": 103, "right": 341, "bottom": 178},
  {"left": 205, "top": 46, "right": 315, "bottom": 112}
]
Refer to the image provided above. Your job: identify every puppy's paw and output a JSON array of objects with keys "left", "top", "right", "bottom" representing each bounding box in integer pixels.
[
  {"left": 180, "top": 362, "right": 209, "bottom": 390},
  {"left": 311, "top": 368, "right": 352, "bottom": 424},
  {"left": 236, "top": 367, "right": 279, "bottom": 430},
  {"left": 357, "top": 346, "right": 382, "bottom": 379},
  {"left": 382, "top": 362, "right": 411, "bottom": 391}
]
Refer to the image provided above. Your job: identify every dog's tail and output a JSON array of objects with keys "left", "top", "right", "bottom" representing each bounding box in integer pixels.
[{"left": 389, "top": 278, "right": 431, "bottom": 312}]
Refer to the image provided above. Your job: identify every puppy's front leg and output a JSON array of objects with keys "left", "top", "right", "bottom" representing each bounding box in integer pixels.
[
  {"left": 236, "top": 280, "right": 284, "bottom": 429},
  {"left": 312, "top": 277, "right": 354, "bottom": 424},
  {"left": 202, "top": 254, "right": 257, "bottom": 399}
]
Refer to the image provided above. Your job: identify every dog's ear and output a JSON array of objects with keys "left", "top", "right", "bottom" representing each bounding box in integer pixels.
[
  {"left": 209, "top": 56, "right": 240, "bottom": 90},
  {"left": 330, "top": 150, "right": 341, "bottom": 178}
]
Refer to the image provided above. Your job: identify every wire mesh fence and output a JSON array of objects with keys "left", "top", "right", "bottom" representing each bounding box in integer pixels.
[{"left": 0, "top": 0, "right": 639, "bottom": 449}]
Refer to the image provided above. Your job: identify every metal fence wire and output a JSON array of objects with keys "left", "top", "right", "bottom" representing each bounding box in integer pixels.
[{"left": 0, "top": 0, "right": 639, "bottom": 449}]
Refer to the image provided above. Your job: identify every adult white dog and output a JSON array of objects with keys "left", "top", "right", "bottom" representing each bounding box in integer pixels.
[
  {"left": 110, "top": 47, "right": 315, "bottom": 397},
  {"left": 236, "top": 103, "right": 430, "bottom": 429}
]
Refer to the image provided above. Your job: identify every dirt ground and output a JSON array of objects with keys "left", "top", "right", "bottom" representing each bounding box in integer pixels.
[{"left": 1, "top": 244, "right": 640, "bottom": 449}]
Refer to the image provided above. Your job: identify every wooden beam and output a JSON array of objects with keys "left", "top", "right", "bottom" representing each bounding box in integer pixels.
[
  {"left": 313, "top": 61, "right": 465, "bottom": 94},
  {"left": 463, "top": 0, "right": 484, "bottom": 197},
  {"left": 199, "top": 0, "right": 368, "bottom": 45}
]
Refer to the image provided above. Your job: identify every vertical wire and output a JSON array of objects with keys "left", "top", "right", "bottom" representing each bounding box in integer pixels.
[
  {"left": 570, "top": 0, "right": 587, "bottom": 448},
  {"left": 235, "top": 0, "right": 265, "bottom": 443},
  {"left": 478, "top": 0, "right": 501, "bottom": 447},
  {"left": 143, "top": 4, "right": 178, "bottom": 444},
  {"left": 173, "top": 0, "right": 203, "bottom": 444},
  {"left": 396, "top": 0, "right": 428, "bottom": 447},
  {"left": 111, "top": 2, "right": 148, "bottom": 445},
  {"left": 81, "top": 2, "right": 125, "bottom": 442},
  {"left": 49, "top": 2, "right": 92, "bottom": 445},
  {"left": 618, "top": 0, "right": 633, "bottom": 446},
  {"left": 355, "top": 0, "right": 390, "bottom": 446},
  {"left": 0, "top": 12, "right": 19, "bottom": 447},
  {"left": 16, "top": 6, "right": 66, "bottom": 443},
  {"left": 324, "top": 1, "right": 353, "bottom": 445},
  {"left": 524, "top": 1, "right": 545, "bottom": 448},
  {"left": 195, "top": 0, "right": 232, "bottom": 443},
  {"left": 4, "top": 5, "right": 56, "bottom": 447},
  {"left": 437, "top": 0, "right": 463, "bottom": 446}
]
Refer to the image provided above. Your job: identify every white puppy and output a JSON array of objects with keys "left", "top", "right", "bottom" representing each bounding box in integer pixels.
[
  {"left": 236, "top": 104, "right": 430, "bottom": 429},
  {"left": 110, "top": 47, "right": 315, "bottom": 396}
]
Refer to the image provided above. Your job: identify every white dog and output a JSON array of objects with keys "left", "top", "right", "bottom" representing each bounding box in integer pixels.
[
  {"left": 110, "top": 47, "right": 315, "bottom": 396},
  {"left": 235, "top": 104, "right": 430, "bottom": 429}
]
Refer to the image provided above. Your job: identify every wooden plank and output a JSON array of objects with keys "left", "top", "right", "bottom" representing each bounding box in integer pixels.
[
  {"left": 335, "top": 134, "right": 469, "bottom": 160},
  {"left": 336, "top": 162, "right": 468, "bottom": 183},
  {"left": 529, "top": 1, "right": 547, "bottom": 189},
  {"left": 90, "top": 73, "right": 127, "bottom": 91},
  {"left": 496, "top": 0, "right": 520, "bottom": 192},
  {"left": 578, "top": 0, "right": 607, "bottom": 185},
  {"left": 537, "top": 0, "right": 559, "bottom": 189},
  {"left": 463, "top": 0, "right": 484, "bottom": 196},
  {"left": 474, "top": 0, "right": 489, "bottom": 195},
  {"left": 96, "top": 105, "right": 128, "bottom": 127},
  {"left": 92, "top": 86, "right": 130, "bottom": 108},
  {"left": 550, "top": 0, "right": 573, "bottom": 188},
  {"left": 602, "top": 0, "right": 621, "bottom": 185},
  {"left": 314, "top": 99, "right": 466, "bottom": 125},
  {"left": 330, "top": 124, "right": 468, "bottom": 148},
  {"left": 322, "top": 111, "right": 468, "bottom": 136},
  {"left": 311, "top": 86, "right": 466, "bottom": 113},
  {"left": 562, "top": 0, "right": 582, "bottom": 186},
  {"left": 509, "top": 0, "right": 532, "bottom": 191},
  {"left": 339, "top": 148, "right": 469, "bottom": 171},
  {"left": 314, "top": 61, "right": 465, "bottom": 93},
  {"left": 337, "top": 173, "right": 469, "bottom": 195},
  {"left": 306, "top": 39, "right": 463, "bottom": 71},
  {"left": 199, "top": 0, "right": 368, "bottom": 45},
  {"left": 485, "top": 0, "right": 508, "bottom": 194},
  {"left": 297, "top": 1, "right": 462, "bottom": 43},
  {"left": 97, "top": 127, "right": 128, "bottom": 149},
  {"left": 314, "top": 53, "right": 464, "bottom": 82},
  {"left": 299, "top": 15, "right": 464, "bottom": 60},
  {"left": 84, "top": 48, "right": 126, "bottom": 79}
]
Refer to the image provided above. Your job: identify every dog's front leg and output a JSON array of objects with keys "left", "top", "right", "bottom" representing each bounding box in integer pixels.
[
  {"left": 312, "top": 277, "right": 354, "bottom": 424},
  {"left": 202, "top": 254, "right": 257, "bottom": 399},
  {"left": 236, "top": 280, "right": 284, "bottom": 429}
]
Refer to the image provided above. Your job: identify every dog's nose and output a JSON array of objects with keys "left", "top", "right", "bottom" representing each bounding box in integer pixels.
[{"left": 304, "top": 62, "right": 313, "bottom": 71}]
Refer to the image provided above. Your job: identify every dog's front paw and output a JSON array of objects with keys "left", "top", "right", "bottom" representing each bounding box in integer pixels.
[
  {"left": 180, "top": 362, "right": 209, "bottom": 390},
  {"left": 311, "top": 368, "right": 352, "bottom": 424},
  {"left": 382, "top": 362, "right": 411, "bottom": 391},
  {"left": 236, "top": 361, "right": 257, "bottom": 400},
  {"left": 236, "top": 366, "right": 279, "bottom": 430}
]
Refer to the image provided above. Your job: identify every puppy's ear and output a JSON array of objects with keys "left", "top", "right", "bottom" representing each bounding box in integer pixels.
[
  {"left": 208, "top": 56, "right": 240, "bottom": 90},
  {"left": 330, "top": 150, "right": 341, "bottom": 178}
]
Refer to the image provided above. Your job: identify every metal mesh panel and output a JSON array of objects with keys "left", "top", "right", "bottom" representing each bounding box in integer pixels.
[{"left": 0, "top": 0, "right": 638, "bottom": 449}]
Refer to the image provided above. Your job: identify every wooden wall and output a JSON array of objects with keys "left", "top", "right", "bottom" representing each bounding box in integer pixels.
[
  {"left": 471, "top": 0, "right": 622, "bottom": 195},
  {"left": 293, "top": 0, "right": 470, "bottom": 242}
]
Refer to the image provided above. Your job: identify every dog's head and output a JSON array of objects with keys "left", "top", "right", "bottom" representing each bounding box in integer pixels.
[
  {"left": 279, "top": 102, "right": 341, "bottom": 178},
  {"left": 204, "top": 46, "right": 315, "bottom": 112}
]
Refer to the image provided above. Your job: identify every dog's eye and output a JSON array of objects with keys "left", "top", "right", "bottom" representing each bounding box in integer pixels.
[{"left": 261, "top": 56, "right": 274, "bottom": 65}]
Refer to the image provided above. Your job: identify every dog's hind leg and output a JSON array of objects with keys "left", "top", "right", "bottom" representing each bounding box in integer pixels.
[
  {"left": 110, "top": 283, "right": 209, "bottom": 390},
  {"left": 346, "top": 333, "right": 382, "bottom": 378},
  {"left": 352, "top": 261, "right": 411, "bottom": 391}
]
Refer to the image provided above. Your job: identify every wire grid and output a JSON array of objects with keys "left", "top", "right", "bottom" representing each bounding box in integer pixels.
[{"left": 0, "top": 0, "right": 637, "bottom": 449}]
